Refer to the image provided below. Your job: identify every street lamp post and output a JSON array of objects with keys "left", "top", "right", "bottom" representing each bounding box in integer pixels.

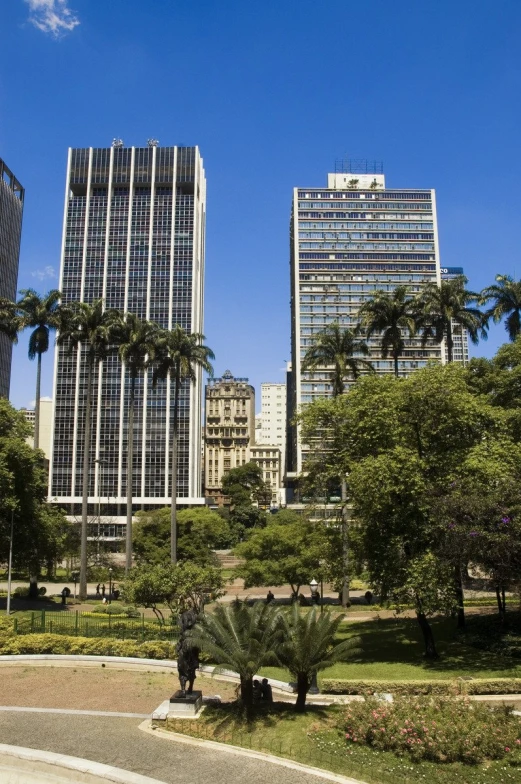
[
  {"left": 6, "top": 506, "right": 15, "bottom": 615},
  {"left": 108, "top": 567, "right": 113, "bottom": 604},
  {"left": 308, "top": 576, "right": 321, "bottom": 694}
]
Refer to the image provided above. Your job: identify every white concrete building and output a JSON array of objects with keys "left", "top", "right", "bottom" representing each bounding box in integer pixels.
[{"left": 21, "top": 400, "right": 53, "bottom": 460}]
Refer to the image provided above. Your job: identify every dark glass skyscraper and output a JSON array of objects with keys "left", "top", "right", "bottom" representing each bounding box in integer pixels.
[
  {"left": 0, "top": 158, "right": 24, "bottom": 398},
  {"left": 50, "top": 143, "right": 206, "bottom": 524}
]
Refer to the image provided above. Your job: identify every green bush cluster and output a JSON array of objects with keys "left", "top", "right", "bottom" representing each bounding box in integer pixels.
[
  {"left": 90, "top": 603, "right": 140, "bottom": 617},
  {"left": 0, "top": 633, "right": 174, "bottom": 659},
  {"left": 342, "top": 696, "right": 521, "bottom": 764},
  {"left": 322, "top": 678, "right": 521, "bottom": 695}
]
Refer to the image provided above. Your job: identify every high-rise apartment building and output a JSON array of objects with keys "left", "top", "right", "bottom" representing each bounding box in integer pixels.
[
  {"left": 204, "top": 371, "right": 255, "bottom": 505},
  {"left": 50, "top": 143, "right": 206, "bottom": 521},
  {"left": 287, "top": 161, "right": 442, "bottom": 485},
  {"left": 21, "top": 399, "right": 53, "bottom": 460},
  {"left": 441, "top": 266, "right": 469, "bottom": 364},
  {"left": 0, "top": 158, "right": 24, "bottom": 398},
  {"left": 258, "top": 383, "right": 286, "bottom": 464}
]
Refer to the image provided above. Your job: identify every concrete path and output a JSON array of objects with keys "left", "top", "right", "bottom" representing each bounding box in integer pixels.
[{"left": 0, "top": 712, "right": 337, "bottom": 784}]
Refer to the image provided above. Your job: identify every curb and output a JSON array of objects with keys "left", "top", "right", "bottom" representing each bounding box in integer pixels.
[
  {"left": 138, "top": 721, "right": 368, "bottom": 784},
  {"left": 0, "top": 743, "right": 167, "bottom": 784}
]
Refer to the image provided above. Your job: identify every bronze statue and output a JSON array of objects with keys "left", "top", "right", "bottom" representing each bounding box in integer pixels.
[{"left": 176, "top": 608, "right": 200, "bottom": 695}]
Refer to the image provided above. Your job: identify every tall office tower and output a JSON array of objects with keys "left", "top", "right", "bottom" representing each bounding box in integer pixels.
[
  {"left": 287, "top": 161, "right": 442, "bottom": 487},
  {"left": 258, "top": 382, "right": 286, "bottom": 474},
  {"left": 50, "top": 143, "right": 206, "bottom": 525},
  {"left": 0, "top": 158, "right": 24, "bottom": 398},
  {"left": 441, "top": 266, "right": 469, "bottom": 364},
  {"left": 204, "top": 370, "right": 255, "bottom": 506}
]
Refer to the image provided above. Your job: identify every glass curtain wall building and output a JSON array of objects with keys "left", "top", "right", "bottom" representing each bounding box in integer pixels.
[
  {"left": 50, "top": 143, "right": 206, "bottom": 522},
  {"left": 0, "top": 158, "right": 24, "bottom": 398},
  {"left": 287, "top": 162, "right": 442, "bottom": 486}
]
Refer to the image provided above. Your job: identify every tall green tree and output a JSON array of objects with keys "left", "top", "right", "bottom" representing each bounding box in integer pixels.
[
  {"left": 0, "top": 297, "right": 20, "bottom": 345},
  {"left": 358, "top": 285, "right": 417, "bottom": 377},
  {"left": 302, "top": 322, "right": 373, "bottom": 396},
  {"left": 57, "top": 299, "right": 120, "bottom": 600},
  {"left": 417, "top": 276, "right": 487, "bottom": 362},
  {"left": 115, "top": 314, "right": 161, "bottom": 573},
  {"left": 481, "top": 274, "right": 521, "bottom": 341},
  {"left": 277, "top": 605, "right": 359, "bottom": 710},
  {"left": 187, "top": 601, "right": 280, "bottom": 711},
  {"left": 17, "top": 289, "right": 63, "bottom": 449},
  {"left": 153, "top": 326, "right": 214, "bottom": 565}
]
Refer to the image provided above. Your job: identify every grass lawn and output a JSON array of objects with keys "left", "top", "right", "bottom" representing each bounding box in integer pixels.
[
  {"left": 261, "top": 615, "right": 521, "bottom": 684},
  {"left": 163, "top": 703, "right": 521, "bottom": 784}
]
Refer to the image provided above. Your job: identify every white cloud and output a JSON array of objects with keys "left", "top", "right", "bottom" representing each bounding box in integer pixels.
[
  {"left": 31, "top": 265, "right": 57, "bottom": 281},
  {"left": 24, "top": 0, "right": 80, "bottom": 38}
]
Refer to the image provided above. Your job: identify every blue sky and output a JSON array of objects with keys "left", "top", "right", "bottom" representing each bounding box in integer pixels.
[{"left": 2, "top": 0, "right": 521, "bottom": 409}]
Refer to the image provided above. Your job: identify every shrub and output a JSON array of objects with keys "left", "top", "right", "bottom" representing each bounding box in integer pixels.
[
  {"left": 322, "top": 678, "right": 521, "bottom": 695},
  {"left": 13, "top": 587, "right": 29, "bottom": 598},
  {"left": 0, "top": 632, "right": 174, "bottom": 659},
  {"left": 91, "top": 602, "right": 127, "bottom": 615},
  {"left": 0, "top": 616, "right": 15, "bottom": 637},
  {"left": 38, "top": 587, "right": 46, "bottom": 596},
  {"left": 342, "top": 696, "right": 521, "bottom": 764}
]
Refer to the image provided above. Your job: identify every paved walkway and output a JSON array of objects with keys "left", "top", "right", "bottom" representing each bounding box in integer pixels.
[{"left": 0, "top": 712, "right": 336, "bottom": 784}]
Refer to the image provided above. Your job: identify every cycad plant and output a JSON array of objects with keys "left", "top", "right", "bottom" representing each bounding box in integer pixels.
[
  {"left": 17, "top": 289, "right": 63, "bottom": 449},
  {"left": 480, "top": 274, "right": 521, "bottom": 341},
  {"left": 153, "top": 326, "right": 214, "bottom": 564},
  {"left": 358, "top": 286, "right": 417, "bottom": 378},
  {"left": 417, "top": 276, "right": 487, "bottom": 362},
  {"left": 302, "top": 322, "right": 373, "bottom": 397},
  {"left": 187, "top": 600, "right": 281, "bottom": 711},
  {"left": 114, "top": 314, "right": 161, "bottom": 573},
  {"left": 277, "top": 605, "right": 360, "bottom": 711},
  {"left": 57, "top": 300, "right": 120, "bottom": 599}
]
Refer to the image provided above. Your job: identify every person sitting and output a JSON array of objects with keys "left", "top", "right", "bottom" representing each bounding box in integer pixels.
[
  {"left": 260, "top": 677, "right": 273, "bottom": 702},
  {"left": 252, "top": 679, "right": 262, "bottom": 702}
]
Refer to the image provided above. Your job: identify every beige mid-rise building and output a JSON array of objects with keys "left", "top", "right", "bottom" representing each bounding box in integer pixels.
[
  {"left": 204, "top": 370, "right": 255, "bottom": 506},
  {"left": 21, "top": 399, "right": 53, "bottom": 460},
  {"left": 250, "top": 444, "right": 281, "bottom": 507}
]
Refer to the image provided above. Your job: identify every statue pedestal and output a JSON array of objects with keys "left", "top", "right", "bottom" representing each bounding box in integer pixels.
[{"left": 169, "top": 690, "right": 203, "bottom": 716}]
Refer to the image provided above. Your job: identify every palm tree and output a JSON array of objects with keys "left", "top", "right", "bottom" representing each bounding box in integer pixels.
[
  {"left": 277, "top": 605, "right": 360, "bottom": 711},
  {"left": 302, "top": 322, "right": 373, "bottom": 397},
  {"left": 480, "top": 274, "right": 521, "bottom": 341},
  {"left": 358, "top": 286, "right": 418, "bottom": 378},
  {"left": 0, "top": 297, "right": 20, "bottom": 343},
  {"left": 153, "top": 326, "right": 214, "bottom": 564},
  {"left": 17, "top": 289, "right": 62, "bottom": 449},
  {"left": 57, "top": 299, "right": 120, "bottom": 600},
  {"left": 187, "top": 600, "right": 280, "bottom": 711},
  {"left": 417, "top": 276, "right": 487, "bottom": 362},
  {"left": 114, "top": 314, "right": 161, "bottom": 574}
]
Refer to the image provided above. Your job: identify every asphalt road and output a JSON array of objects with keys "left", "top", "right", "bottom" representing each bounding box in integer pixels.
[{"left": 0, "top": 712, "right": 336, "bottom": 784}]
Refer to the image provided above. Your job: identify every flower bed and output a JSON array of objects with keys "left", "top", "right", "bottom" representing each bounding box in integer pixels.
[{"left": 342, "top": 696, "right": 521, "bottom": 764}]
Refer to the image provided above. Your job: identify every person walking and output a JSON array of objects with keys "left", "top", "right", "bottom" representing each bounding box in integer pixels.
[
  {"left": 101, "top": 584, "right": 106, "bottom": 599},
  {"left": 96, "top": 583, "right": 101, "bottom": 598}
]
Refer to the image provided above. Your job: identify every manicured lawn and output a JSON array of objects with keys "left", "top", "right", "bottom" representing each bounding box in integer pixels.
[
  {"left": 261, "top": 615, "right": 521, "bottom": 684},
  {"left": 163, "top": 703, "right": 521, "bottom": 784}
]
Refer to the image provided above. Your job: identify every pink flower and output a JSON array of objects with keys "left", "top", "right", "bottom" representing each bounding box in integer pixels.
[
  {"left": 505, "top": 747, "right": 511, "bottom": 753},
  {"left": 516, "top": 739, "right": 521, "bottom": 745}
]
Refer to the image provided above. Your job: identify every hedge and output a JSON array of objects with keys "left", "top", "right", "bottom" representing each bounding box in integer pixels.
[
  {"left": 0, "top": 632, "right": 174, "bottom": 660},
  {"left": 321, "top": 678, "right": 521, "bottom": 695}
]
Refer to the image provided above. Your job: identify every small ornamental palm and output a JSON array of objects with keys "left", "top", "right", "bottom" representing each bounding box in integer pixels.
[
  {"left": 187, "top": 601, "right": 281, "bottom": 710},
  {"left": 302, "top": 322, "right": 373, "bottom": 397},
  {"left": 481, "top": 274, "right": 521, "bottom": 341},
  {"left": 277, "top": 605, "right": 360, "bottom": 711},
  {"left": 358, "top": 286, "right": 417, "bottom": 378},
  {"left": 114, "top": 314, "right": 161, "bottom": 573},
  {"left": 0, "top": 297, "right": 20, "bottom": 343},
  {"left": 153, "top": 326, "right": 214, "bottom": 564},
  {"left": 417, "top": 276, "right": 487, "bottom": 362}
]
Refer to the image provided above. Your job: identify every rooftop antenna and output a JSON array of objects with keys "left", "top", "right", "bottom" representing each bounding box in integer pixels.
[
  {"left": 147, "top": 138, "right": 159, "bottom": 147},
  {"left": 112, "top": 138, "right": 124, "bottom": 148}
]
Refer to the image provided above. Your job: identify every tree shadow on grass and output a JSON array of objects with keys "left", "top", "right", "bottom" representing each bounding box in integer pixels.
[
  {"left": 341, "top": 615, "right": 521, "bottom": 676},
  {"left": 199, "top": 701, "right": 330, "bottom": 735}
]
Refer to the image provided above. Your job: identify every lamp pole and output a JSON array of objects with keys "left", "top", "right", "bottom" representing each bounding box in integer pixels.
[
  {"left": 6, "top": 506, "right": 15, "bottom": 615},
  {"left": 108, "top": 567, "right": 113, "bottom": 604}
]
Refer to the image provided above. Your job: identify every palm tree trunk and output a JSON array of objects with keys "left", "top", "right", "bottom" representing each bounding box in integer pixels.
[
  {"left": 125, "top": 373, "right": 136, "bottom": 574},
  {"left": 295, "top": 673, "right": 309, "bottom": 712},
  {"left": 393, "top": 351, "right": 399, "bottom": 378},
  {"left": 240, "top": 674, "right": 254, "bottom": 710},
  {"left": 170, "top": 366, "right": 181, "bottom": 564},
  {"left": 80, "top": 355, "right": 94, "bottom": 601},
  {"left": 34, "top": 352, "right": 42, "bottom": 450},
  {"left": 447, "top": 320, "right": 454, "bottom": 363}
]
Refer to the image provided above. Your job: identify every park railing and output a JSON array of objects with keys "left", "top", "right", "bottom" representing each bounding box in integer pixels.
[{"left": 12, "top": 610, "right": 178, "bottom": 642}]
